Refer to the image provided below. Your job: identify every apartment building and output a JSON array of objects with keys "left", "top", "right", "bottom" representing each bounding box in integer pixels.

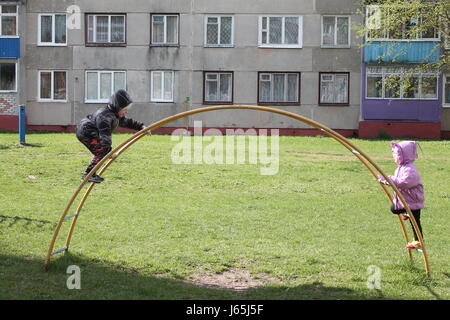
[
  {"left": 0, "top": 0, "right": 23, "bottom": 130},
  {"left": 0, "top": 0, "right": 448, "bottom": 138},
  {"left": 360, "top": 5, "right": 450, "bottom": 138}
]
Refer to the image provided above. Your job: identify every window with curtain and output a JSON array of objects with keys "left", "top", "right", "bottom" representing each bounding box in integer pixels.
[
  {"left": 319, "top": 73, "right": 349, "bottom": 105},
  {"left": 204, "top": 72, "right": 233, "bottom": 103},
  {"left": 151, "top": 71, "right": 174, "bottom": 102},
  {"left": 39, "top": 71, "right": 67, "bottom": 101},
  {"left": 258, "top": 72, "right": 300, "bottom": 104},
  {"left": 205, "top": 16, "right": 233, "bottom": 47},
  {"left": 111, "top": 16, "right": 125, "bottom": 42},
  {"left": 86, "top": 14, "right": 126, "bottom": 44},
  {"left": 322, "top": 16, "right": 350, "bottom": 47},
  {"left": 39, "top": 14, "right": 67, "bottom": 45},
  {"left": 85, "top": 71, "right": 126, "bottom": 102},
  {"left": 151, "top": 15, "right": 179, "bottom": 45},
  {"left": 0, "top": 5, "right": 17, "bottom": 36},
  {"left": 259, "top": 16, "right": 302, "bottom": 47}
]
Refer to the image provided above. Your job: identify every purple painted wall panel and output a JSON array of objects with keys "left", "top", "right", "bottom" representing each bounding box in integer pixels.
[{"left": 361, "top": 64, "right": 441, "bottom": 122}]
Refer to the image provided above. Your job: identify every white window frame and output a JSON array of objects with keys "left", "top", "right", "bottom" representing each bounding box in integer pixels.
[
  {"left": 258, "top": 16, "right": 303, "bottom": 48},
  {"left": 84, "top": 70, "right": 127, "bottom": 103},
  {"left": 365, "top": 6, "right": 440, "bottom": 41},
  {"left": 443, "top": 74, "right": 450, "bottom": 108},
  {"left": 38, "top": 70, "right": 67, "bottom": 102},
  {"left": 0, "top": 61, "right": 17, "bottom": 92},
  {"left": 150, "top": 70, "right": 174, "bottom": 102},
  {"left": 0, "top": 4, "right": 18, "bottom": 37},
  {"left": 321, "top": 15, "right": 351, "bottom": 48},
  {"left": 38, "top": 13, "right": 67, "bottom": 46},
  {"left": 319, "top": 72, "right": 350, "bottom": 105},
  {"left": 87, "top": 14, "right": 126, "bottom": 44},
  {"left": 365, "top": 66, "right": 438, "bottom": 100},
  {"left": 204, "top": 15, "right": 234, "bottom": 47},
  {"left": 258, "top": 72, "right": 300, "bottom": 103},
  {"left": 204, "top": 72, "right": 233, "bottom": 103},
  {"left": 151, "top": 14, "right": 179, "bottom": 45}
]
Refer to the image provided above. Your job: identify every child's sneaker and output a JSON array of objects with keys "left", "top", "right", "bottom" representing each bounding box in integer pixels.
[
  {"left": 405, "top": 241, "right": 421, "bottom": 249},
  {"left": 82, "top": 173, "right": 104, "bottom": 183},
  {"left": 401, "top": 213, "right": 409, "bottom": 221}
]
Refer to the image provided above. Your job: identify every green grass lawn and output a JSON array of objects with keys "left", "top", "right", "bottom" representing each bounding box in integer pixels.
[{"left": 0, "top": 132, "right": 449, "bottom": 300}]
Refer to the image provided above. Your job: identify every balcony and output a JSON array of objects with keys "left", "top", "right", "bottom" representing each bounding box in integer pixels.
[
  {"left": 363, "top": 41, "right": 440, "bottom": 64},
  {"left": 0, "top": 38, "right": 20, "bottom": 58}
]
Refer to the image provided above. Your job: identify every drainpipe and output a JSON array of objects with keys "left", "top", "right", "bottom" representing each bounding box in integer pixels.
[
  {"left": 185, "top": 0, "right": 195, "bottom": 133},
  {"left": 19, "top": 105, "right": 26, "bottom": 145}
]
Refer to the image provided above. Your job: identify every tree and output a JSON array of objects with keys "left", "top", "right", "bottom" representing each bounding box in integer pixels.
[{"left": 354, "top": 0, "right": 449, "bottom": 74}]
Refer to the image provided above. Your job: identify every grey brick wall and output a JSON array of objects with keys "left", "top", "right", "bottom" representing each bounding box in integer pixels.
[{"left": 0, "top": 93, "right": 18, "bottom": 115}]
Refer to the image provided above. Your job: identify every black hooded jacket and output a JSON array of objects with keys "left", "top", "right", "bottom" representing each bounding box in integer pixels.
[{"left": 76, "top": 90, "right": 144, "bottom": 149}]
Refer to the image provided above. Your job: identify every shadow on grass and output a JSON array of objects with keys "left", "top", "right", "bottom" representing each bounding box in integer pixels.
[
  {"left": 0, "top": 142, "right": 44, "bottom": 150},
  {"left": 0, "top": 252, "right": 386, "bottom": 300},
  {"left": 19, "top": 143, "right": 45, "bottom": 148},
  {"left": 0, "top": 215, "right": 56, "bottom": 230},
  {"left": 397, "top": 261, "right": 444, "bottom": 300}
]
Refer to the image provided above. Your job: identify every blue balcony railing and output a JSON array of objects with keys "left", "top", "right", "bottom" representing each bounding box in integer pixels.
[
  {"left": 0, "top": 38, "right": 20, "bottom": 58},
  {"left": 364, "top": 41, "right": 440, "bottom": 63}
]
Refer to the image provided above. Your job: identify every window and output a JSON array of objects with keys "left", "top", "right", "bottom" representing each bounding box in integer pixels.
[
  {"left": 0, "top": 4, "right": 17, "bottom": 36},
  {"left": 367, "top": 69, "right": 383, "bottom": 98},
  {"left": 39, "top": 71, "right": 67, "bottom": 101},
  {"left": 204, "top": 72, "right": 233, "bottom": 104},
  {"left": 322, "top": 16, "right": 350, "bottom": 47},
  {"left": 151, "top": 15, "right": 179, "bottom": 45},
  {"left": 0, "top": 62, "right": 16, "bottom": 91},
  {"left": 85, "top": 71, "right": 126, "bottom": 103},
  {"left": 259, "top": 16, "right": 302, "bottom": 48},
  {"left": 443, "top": 75, "right": 450, "bottom": 107},
  {"left": 319, "top": 73, "right": 349, "bottom": 105},
  {"left": 258, "top": 72, "right": 300, "bottom": 104},
  {"left": 39, "top": 14, "right": 67, "bottom": 45},
  {"left": 150, "top": 71, "right": 174, "bottom": 102},
  {"left": 205, "top": 16, "right": 234, "bottom": 47},
  {"left": 366, "top": 7, "right": 439, "bottom": 41},
  {"left": 366, "top": 66, "right": 438, "bottom": 100},
  {"left": 86, "top": 14, "right": 126, "bottom": 45}
]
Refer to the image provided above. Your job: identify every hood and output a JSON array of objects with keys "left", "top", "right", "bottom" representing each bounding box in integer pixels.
[
  {"left": 391, "top": 141, "right": 418, "bottom": 165},
  {"left": 108, "top": 89, "right": 133, "bottom": 114}
]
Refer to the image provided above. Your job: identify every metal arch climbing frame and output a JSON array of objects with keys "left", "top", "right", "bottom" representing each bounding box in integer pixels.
[{"left": 44, "top": 105, "right": 430, "bottom": 275}]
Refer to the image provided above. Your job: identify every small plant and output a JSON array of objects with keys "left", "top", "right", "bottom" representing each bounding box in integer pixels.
[{"left": 376, "top": 129, "right": 392, "bottom": 140}]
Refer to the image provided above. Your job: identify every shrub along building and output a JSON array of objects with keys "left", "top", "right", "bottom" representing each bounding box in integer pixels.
[{"left": 0, "top": 0, "right": 448, "bottom": 138}]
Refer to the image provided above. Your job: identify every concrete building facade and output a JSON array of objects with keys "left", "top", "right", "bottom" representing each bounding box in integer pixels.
[{"left": 0, "top": 0, "right": 448, "bottom": 138}]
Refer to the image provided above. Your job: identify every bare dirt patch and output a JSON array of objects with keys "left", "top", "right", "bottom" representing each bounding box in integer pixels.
[{"left": 186, "top": 268, "right": 281, "bottom": 291}]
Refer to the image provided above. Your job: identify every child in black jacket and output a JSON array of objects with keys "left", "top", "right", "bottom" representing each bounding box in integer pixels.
[{"left": 76, "top": 89, "right": 148, "bottom": 183}]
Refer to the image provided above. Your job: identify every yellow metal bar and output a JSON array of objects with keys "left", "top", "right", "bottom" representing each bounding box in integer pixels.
[
  {"left": 321, "top": 130, "right": 428, "bottom": 273},
  {"left": 44, "top": 105, "right": 429, "bottom": 274},
  {"left": 64, "top": 177, "right": 97, "bottom": 249},
  {"left": 313, "top": 123, "right": 427, "bottom": 272}
]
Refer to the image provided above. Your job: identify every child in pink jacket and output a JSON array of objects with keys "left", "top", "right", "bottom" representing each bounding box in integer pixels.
[{"left": 379, "top": 141, "right": 424, "bottom": 249}]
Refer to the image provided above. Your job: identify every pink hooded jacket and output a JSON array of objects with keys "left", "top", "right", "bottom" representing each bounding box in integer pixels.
[{"left": 389, "top": 141, "right": 424, "bottom": 210}]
